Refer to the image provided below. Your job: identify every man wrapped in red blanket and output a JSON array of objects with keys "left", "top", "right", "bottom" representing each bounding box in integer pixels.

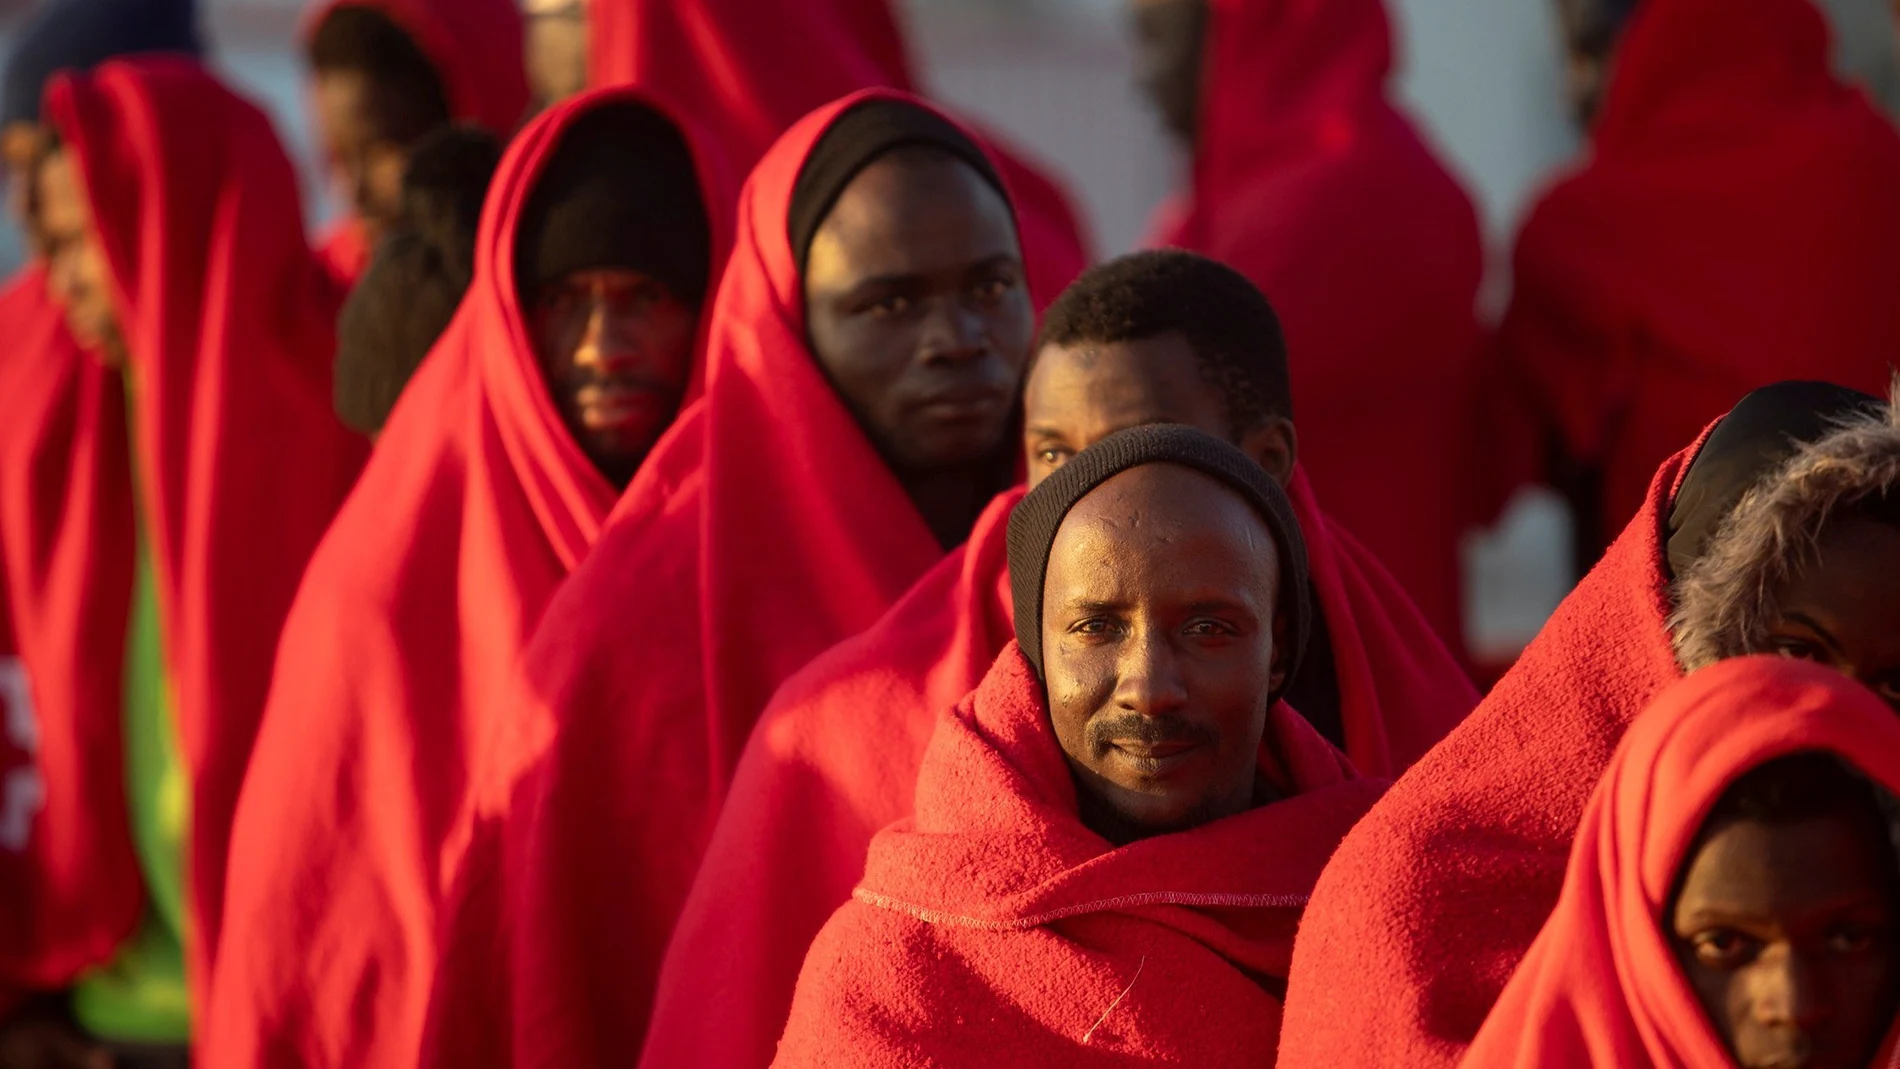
[{"left": 776, "top": 424, "right": 1386, "bottom": 1066}]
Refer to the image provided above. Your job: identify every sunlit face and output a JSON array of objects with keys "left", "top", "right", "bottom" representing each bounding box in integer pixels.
[
  {"left": 1041, "top": 464, "right": 1288, "bottom": 846},
  {"left": 36, "top": 146, "right": 125, "bottom": 366},
  {"left": 1129, "top": 0, "right": 1207, "bottom": 148},
  {"left": 1764, "top": 516, "right": 1900, "bottom": 711},
  {"left": 1023, "top": 332, "right": 1296, "bottom": 489},
  {"left": 530, "top": 267, "right": 698, "bottom": 489},
  {"left": 1672, "top": 812, "right": 1900, "bottom": 1069},
  {"left": 1555, "top": 0, "right": 1622, "bottom": 130},
  {"left": 313, "top": 68, "right": 435, "bottom": 248},
  {"left": 3, "top": 120, "right": 47, "bottom": 244},
  {"left": 803, "top": 149, "right": 1035, "bottom": 475}
]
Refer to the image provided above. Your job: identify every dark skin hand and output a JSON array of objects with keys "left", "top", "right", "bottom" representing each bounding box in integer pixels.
[
  {"left": 1764, "top": 516, "right": 1900, "bottom": 711},
  {"left": 1129, "top": 0, "right": 1208, "bottom": 149},
  {"left": 1671, "top": 812, "right": 1900, "bottom": 1069},
  {"left": 35, "top": 146, "right": 126, "bottom": 368},
  {"left": 529, "top": 267, "right": 699, "bottom": 490},
  {"left": 1041, "top": 464, "right": 1288, "bottom": 846},
  {"left": 1022, "top": 332, "right": 1297, "bottom": 491},
  {"left": 803, "top": 146, "right": 1035, "bottom": 549}
]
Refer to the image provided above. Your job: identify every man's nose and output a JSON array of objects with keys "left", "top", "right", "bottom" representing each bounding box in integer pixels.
[
  {"left": 1110, "top": 627, "right": 1189, "bottom": 718},
  {"left": 917, "top": 297, "right": 986, "bottom": 366},
  {"left": 1750, "top": 948, "right": 1829, "bottom": 1031}
]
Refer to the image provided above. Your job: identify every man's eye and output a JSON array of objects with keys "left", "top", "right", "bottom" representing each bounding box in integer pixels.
[
  {"left": 971, "top": 277, "right": 1011, "bottom": 302},
  {"left": 1070, "top": 618, "right": 1119, "bottom": 638},
  {"left": 1770, "top": 638, "right": 1826, "bottom": 663},
  {"left": 1828, "top": 923, "right": 1886, "bottom": 955},
  {"left": 1035, "top": 447, "right": 1072, "bottom": 468},
  {"left": 1184, "top": 620, "right": 1236, "bottom": 638},
  {"left": 866, "top": 295, "right": 910, "bottom": 317},
  {"left": 1691, "top": 929, "right": 1757, "bottom": 969}
]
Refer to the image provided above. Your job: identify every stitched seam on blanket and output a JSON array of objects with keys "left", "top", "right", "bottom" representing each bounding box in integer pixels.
[{"left": 850, "top": 888, "right": 1310, "bottom": 930}]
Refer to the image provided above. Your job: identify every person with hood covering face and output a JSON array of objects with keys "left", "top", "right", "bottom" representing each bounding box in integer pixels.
[
  {"left": 208, "top": 86, "right": 730, "bottom": 1069},
  {"left": 636, "top": 250, "right": 1477, "bottom": 1069},
  {"left": 774, "top": 425, "right": 1389, "bottom": 1066},
  {"left": 11, "top": 57, "right": 366, "bottom": 1063},
  {"left": 582, "top": 0, "right": 1092, "bottom": 309},
  {"left": 1459, "top": 657, "right": 1900, "bottom": 1069},
  {"left": 1480, "top": 0, "right": 1900, "bottom": 569},
  {"left": 303, "top": 0, "right": 527, "bottom": 288},
  {"left": 419, "top": 91, "right": 1050, "bottom": 1068},
  {"left": 0, "top": 2, "right": 202, "bottom": 1047},
  {"left": 1129, "top": 0, "right": 1484, "bottom": 658},
  {"left": 1276, "top": 380, "right": 1897, "bottom": 1068}
]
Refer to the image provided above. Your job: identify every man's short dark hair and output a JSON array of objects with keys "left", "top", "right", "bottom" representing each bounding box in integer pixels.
[
  {"left": 1704, "top": 752, "right": 1897, "bottom": 841},
  {"left": 1036, "top": 249, "right": 1293, "bottom": 433},
  {"left": 307, "top": 5, "right": 450, "bottom": 131}
]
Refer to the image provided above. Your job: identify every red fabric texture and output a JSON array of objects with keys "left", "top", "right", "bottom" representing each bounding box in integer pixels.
[
  {"left": 1153, "top": 0, "right": 1483, "bottom": 656},
  {"left": 44, "top": 58, "right": 368, "bottom": 1016},
  {"left": 1275, "top": 440, "right": 1707, "bottom": 1069},
  {"left": 1482, "top": 0, "right": 1900, "bottom": 541},
  {"left": 305, "top": 0, "right": 528, "bottom": 292},
  {"left": 638, "top": 468, "right": 1475, "bottom": 1069},
  {"left": 1462, "top": 657, "right": 1900, "bottom": 1069},
  {"left": 420, "top": 89, "right": 1020, "bottom": 1068},
  {"left": 773, "top": 642, "right": 1386, "bottom": 1066},
  {"left": 204, "top": 88, "right": 730, "bottom": 1069},
  {"left": 0, "top": 270, "right": 138, "bottom": 991},
  {"left": 584, "top": 0, "right": 1092, "bottom": 311}
]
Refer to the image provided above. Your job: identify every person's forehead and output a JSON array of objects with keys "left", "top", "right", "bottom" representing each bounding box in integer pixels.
[
  {"left": 1028, "top": 335, "right": 1210, "bottom": 408},
  {"left": 1053, "top": 465, "right": 1274, "bottom": 561},
  {"left": 808, "top": 153, "right": 1014, "bottom": 274}
]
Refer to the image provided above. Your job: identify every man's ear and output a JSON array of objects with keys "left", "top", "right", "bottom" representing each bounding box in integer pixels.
[
  {"left": 1267, "top": 600, "right": 1290, "bottom": 694},
  {"left": 1238, "top": 416, "right": 1298, "bottom": 488}
]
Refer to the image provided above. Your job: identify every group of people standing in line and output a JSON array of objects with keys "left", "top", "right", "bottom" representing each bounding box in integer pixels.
[{"left": 0, "top": 0, "right": 1897, "bottom": 1065}]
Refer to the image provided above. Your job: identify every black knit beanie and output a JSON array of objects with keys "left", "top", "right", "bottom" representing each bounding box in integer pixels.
[
  {"left": 1006, "top": 424, "right": 1312, "bottom": 705},
  {"left": 4, "top": 0, "right": 203, "bottom": 129},
  {"left": 1666, "top": 381, "right": 1884, "bottom": 579},
  {"left": 514, "top": 101, "right": 710, "bottom": 305},
  {"left": 787, "top": 96, "right": 1007, "bottom": 271}
]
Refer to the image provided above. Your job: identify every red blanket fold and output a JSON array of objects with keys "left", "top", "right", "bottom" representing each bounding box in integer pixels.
[
  {"left": 1276, "top": 440, "right": 1703, "bottom": 1069},
  {"left": 1482, "top": 0, "right": 1900, "bottom": 540},
  {"left": 774, "top": 643, "right": 1386, "bottom": 1066},
  {"left": 306, "top": 0, "right": 528, "bottom": 291},
  {"left": 44, "top": 58, "right": 369, "bottom": 1018},
  {"left": 420, "top": 89, "right": 1030, "bottom": 1068},
  {"left": 205, "top": 88, "right": 731, "bottom": 1069},
  {"left": 1462, "top": 657, "right": 1900, "bottom": 1069},
  {"left": 0, "top": 269, "right": 139, "bottom": 991},
  {"left": 584, "top": 0, "right": 1091, "bottom": 314},
  {"left": 1154, "top": 0, "right": 1483, "bottom": 656},
  {"left": 639, "top": 468, "right": 1474, "bottom": 1069}
]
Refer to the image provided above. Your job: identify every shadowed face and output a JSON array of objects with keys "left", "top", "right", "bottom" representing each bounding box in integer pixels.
[
  {"left": 1672, "top": 810, "right": 1900, "bottom": 1069},
  {"left": 36, "top": 145, "right": 125, "bottom": 366},
  {"left": 1023, "top": 331, "right": 1296, "bottom": 489},
  {"left": 1129, "top": 0, "right": 1207, "bottom": 147},
  {"left": 530, "top": 267, "right": 698, "bottom": 489},
  {"left": 1764, "top": 516, "right": 1900, "bottom": 711},
  {"left": 313, "top": 67, "right": 442, "bottom": 248},
  {"left": 1041, "top": 464, "right": 1288, "bottom": 845},
  {"left": 803, "top": 148, "right": 1035, "bottom": 475}
]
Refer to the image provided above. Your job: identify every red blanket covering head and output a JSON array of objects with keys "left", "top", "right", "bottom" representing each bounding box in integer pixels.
[
  {"left": 1462, "top": 657, "right": 1900, "bottom": 1069},
  {"left": 205, "top": 86, "right": 731, "bottom": 1069},
  {"left": 584, "top": 0, "right": 1090, "bottom": 310},
  {"left": 0, "top": 269, "right": 138, "bottom": 991},
  {"left": 420, "top": 88, "right": 1032, "bottom": 1067},
  {"left": 1277, "top": 442, "right": 1702, "bottom": 1069},
  {"left": 1484, "top": 0, "right": 1900, "bottom": 543},
  {"left": 636, "top": 467, "right": 1474, "bottom": 1069},
  {"left": 774, "top": 643, "right": 1386, "bottom": 1066},
  {"left": 307, "top": 0, "right": 529, "bottom": 286},
  {"left": 44, "top": 57, "right": 367, "bottom": 1009},
  {"left": 1157, "top": 0, "right": 1483, "bottom": 659}
]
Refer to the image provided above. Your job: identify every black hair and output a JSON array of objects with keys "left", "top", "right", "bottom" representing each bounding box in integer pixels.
[
  {"left": 1568, "top": 0, "right": 1643, "bottom": 60},
  {"left": 1700, "top": 752, "right": 1900, "bottom": 858},
  {"left": 1035, "top": 250, "right": 1293, "bottom": 435},
  {"left": 307, "top": 5, "right": 450, "bottom": 132},
  {"left": 333, "top": 126, "right": 499, "bottom": 436}
]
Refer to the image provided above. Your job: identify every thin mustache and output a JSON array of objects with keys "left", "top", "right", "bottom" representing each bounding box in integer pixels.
[{"left": 1086, "top": 715, "right": 1216, "bottom": 751}]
